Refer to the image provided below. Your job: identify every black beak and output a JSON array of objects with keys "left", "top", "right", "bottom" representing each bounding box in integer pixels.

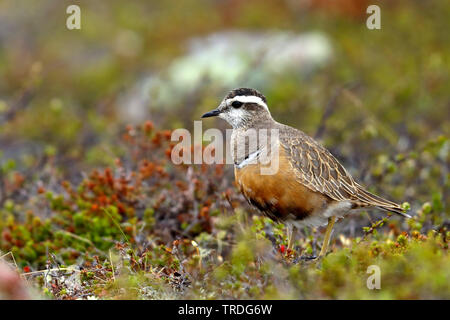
[{"left": 201, "top": 109, "right": 221, "bottom": 118}]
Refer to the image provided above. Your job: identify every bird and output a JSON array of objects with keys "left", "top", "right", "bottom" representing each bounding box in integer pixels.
[{"left": 201, "top": 88, "right": 410, "bottom": 259}]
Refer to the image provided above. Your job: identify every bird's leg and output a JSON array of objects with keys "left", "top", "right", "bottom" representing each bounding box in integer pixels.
[
  {"left": 318, "top": 216, "right": 336, "bottom": 258},
  {"left": 286, "top": 224, "right": 295, "bottom": 251}
]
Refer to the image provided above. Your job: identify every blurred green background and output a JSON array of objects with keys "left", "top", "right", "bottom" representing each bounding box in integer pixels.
[
  {"left": 1, "top": 0, "right": 448, "bottom": 192},
  {"left": 0, "top": 0, "right": 448, "bottom": 178},
  {"left": 0, "top": 0, "right": 448, "bottom": 299}
]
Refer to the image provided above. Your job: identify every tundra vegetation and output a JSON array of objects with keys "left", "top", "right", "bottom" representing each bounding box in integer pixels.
[{"left": 0, "top": 0, "right": 448, "bottom": 299}]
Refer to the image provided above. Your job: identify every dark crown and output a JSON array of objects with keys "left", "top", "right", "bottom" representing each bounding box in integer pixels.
[{"left": 225, "top": 88, "right": 267, "bottom": 103}]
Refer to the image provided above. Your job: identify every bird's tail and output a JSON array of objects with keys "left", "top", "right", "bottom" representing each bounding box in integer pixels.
[{"left": 355, "top": 184, "right": 411, "bottom": 218}]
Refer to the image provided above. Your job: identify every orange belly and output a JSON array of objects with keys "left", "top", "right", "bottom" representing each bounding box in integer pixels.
[{"left": 234, "top": 150, "right": 330, "bottom": 221}]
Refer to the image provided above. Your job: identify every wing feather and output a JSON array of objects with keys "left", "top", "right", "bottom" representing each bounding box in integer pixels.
[
  {"left": 278, "top": 125, "right": 409, "bottom": 217},
  {"left": 279, "top": 128, "right": 359, "bottom": 201}
]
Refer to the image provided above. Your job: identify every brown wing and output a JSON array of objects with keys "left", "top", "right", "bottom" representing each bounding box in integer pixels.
[
  {"left": 278, "top": 125, "right": 409, "bottom": 217},
  {"left": 279, "top": 127, "right": 359, "bottom": 201}
]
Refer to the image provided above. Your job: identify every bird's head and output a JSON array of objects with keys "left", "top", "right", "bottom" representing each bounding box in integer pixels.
[{"left": 202, "top": 88, "right": 272, "bottom": 128}]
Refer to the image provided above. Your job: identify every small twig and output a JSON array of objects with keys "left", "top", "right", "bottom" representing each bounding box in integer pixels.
[
  {"left": 0, "top": 251, "right": 19, "bottom": 272},
  {"left": 191, "top": 240, "right": 202, "bottom": 270},
  {"left": 21, "top": 267, "right": 79, "bottom": 277},
  {"left": 0, "top": 90, "right": 34, "bottom": 125},
  {"left": 109, "top": 249, "right": 116, "bottom": 282},
  {"left": 102, "top": 208, "right": 129, "bottom": 243},
  {"left": 57, "top": 230, "right": 106, "bottom": 256},
  {"left": 358, "top": 214, "right": 392, "bottom": 244},
  {"left": 315, "top": 82, "right": 359, "bottom": 140}
]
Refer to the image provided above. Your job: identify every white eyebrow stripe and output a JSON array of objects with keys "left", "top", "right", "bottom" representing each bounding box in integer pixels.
[{"left": 226, "top": 95, "right": 269, "bottom": 111}]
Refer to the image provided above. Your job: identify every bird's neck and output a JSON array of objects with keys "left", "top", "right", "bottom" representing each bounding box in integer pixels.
[
  {"left": 231, "top": 116, "right": 279, "bottom": 165},
  {"left": 237, "top": 113, "right": 276, "bottom": 131}
]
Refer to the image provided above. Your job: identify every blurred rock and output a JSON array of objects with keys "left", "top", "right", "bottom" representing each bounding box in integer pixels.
[{"left": 118, "top": 30, "right": 332, "bottom": 122}]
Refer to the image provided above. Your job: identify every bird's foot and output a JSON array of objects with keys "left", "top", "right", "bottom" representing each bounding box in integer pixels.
[{"left": 292, "top": 255, "right": 317, "bottom": 264}]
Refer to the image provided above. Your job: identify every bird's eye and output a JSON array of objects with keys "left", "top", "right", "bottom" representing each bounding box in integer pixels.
[{"left": 231, "top": 101, "right": 243, "bottom": 108}]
